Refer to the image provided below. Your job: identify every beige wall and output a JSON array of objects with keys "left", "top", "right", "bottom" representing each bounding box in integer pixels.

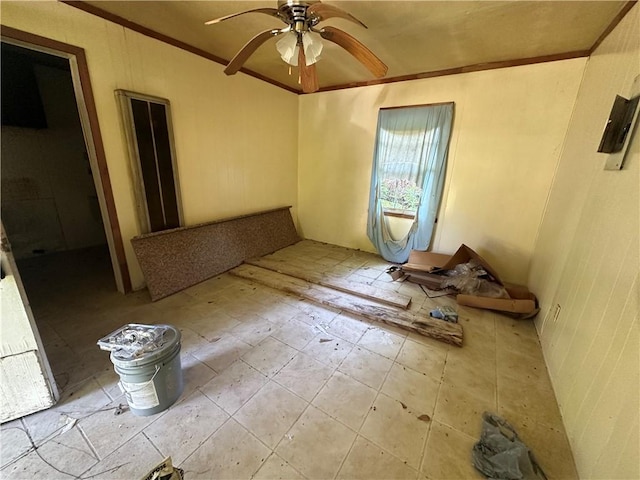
[
  {"left": 528, "top": 5, "right": 639, "bottom": 479},
  {"left": 1, "top": 1, "right": 299, "bottom": 290},
  {"left": 298, "top": 59, "right": 585, "bottom": 284}
]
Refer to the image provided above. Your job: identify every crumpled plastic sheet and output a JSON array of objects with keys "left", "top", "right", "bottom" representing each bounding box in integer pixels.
[
  {"left": 442, "top": 261, "right": 509, "bottom": 298},
  {"left": 98, "top": 324, "right": 169, "bottom": 360},
  {"left": 472, "top": 412, "right": 547, "bottom": 480}
]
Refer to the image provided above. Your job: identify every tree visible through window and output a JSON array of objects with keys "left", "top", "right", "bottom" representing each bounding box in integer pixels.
[
  {"left": 367, "top": 103, "right": 454, "bottom": 263},
  {"left": 378, "top": 126, "right": 438, "bottom": 215}
]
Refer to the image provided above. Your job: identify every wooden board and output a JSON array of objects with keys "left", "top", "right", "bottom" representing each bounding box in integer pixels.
[
  {"left": 230, "top": 264, "right": 463, "bottom": 347},
  {"left": 245, "top": 257, "right": 412, "bottom": 310},
  {"left": 131, "top": 207, "right": 299, "bottom": 301}
]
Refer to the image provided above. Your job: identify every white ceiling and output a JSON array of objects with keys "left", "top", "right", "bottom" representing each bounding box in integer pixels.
[{"left": 77, "top": 1, "right": 630, "bottom": 93}]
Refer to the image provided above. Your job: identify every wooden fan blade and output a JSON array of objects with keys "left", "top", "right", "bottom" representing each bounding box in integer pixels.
[
  {"left": 307, "top": 3, "right": 367, "bottom": 28},
  {"left": 205, "top": 8, "right": 281, "bottom": 25},
  {"left": 225, "top": 29, "right": 282, "bottom": 75},
  {"left": 298, "top": 47, "right": 319, "bottom": 93},
  {"left": 320, "top": 26, "right": 387, "bottom": 78}
]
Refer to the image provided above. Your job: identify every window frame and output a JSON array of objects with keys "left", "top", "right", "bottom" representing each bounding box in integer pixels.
[
  {"left": 116, "top": 89, "right": 183, "bottom": 233},
  {"left": 383, "top": 209, "right": 416, "bottom": 220},
  {"left": 376, "top": 102, "right": 450, "bottom": 220}
]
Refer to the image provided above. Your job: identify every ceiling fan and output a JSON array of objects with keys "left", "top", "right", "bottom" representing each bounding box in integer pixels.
[{"left": 205, "top": 0, "right": 388, "bottom": 93}]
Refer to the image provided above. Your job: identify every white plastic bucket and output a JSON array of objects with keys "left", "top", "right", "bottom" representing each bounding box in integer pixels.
[{"left": 102, "top": 324, "right": 184, "bottom": 416}]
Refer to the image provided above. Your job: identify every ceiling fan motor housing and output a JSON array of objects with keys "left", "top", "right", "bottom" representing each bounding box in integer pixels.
[{"left": 277, "top": 0, "right": 321, "bottom": 31}]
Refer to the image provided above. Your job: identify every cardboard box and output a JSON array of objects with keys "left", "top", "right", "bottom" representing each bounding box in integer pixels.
[
  {"left": 404, "top": 244, "right": 500, "bottom": 279},
  {"left": 403, "top": 245, "right": 538, "bottom": 315},
  {"left": 403, "top": 251, "right": 451, "bottom": 273},
  {"left": 457, "top": 283, "right": 538, "bottom": 314}
]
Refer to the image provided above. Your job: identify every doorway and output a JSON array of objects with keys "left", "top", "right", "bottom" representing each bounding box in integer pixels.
[
  {"left": 0, "top": 27, "right": 130, "bottom": 418},
  {"left": 1, "top": 25, "right": 130, "bottom": 293},
  {"left": 1, "top": 43, "right": 108, "bottom": 262}
]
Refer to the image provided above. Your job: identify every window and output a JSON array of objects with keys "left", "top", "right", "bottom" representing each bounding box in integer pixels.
[
  {"left": 116, "top": 90, "right": 182, "bottom": 233},
  {"left": 367, "top": 102, "right": 454, "bottom": 262},
  {"left": 377, "top": 108, "right": 441, "bottom": 218}
]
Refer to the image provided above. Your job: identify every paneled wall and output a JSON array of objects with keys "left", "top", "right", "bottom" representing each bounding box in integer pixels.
[
  {"left": 528, "top": 5, "right": 639, "bottom": 478},
  {"left": 298, "top": 60, "right": 586, "bottom": 284},
  {"left": 1, "top": 1, "right": 299, "bottom": 289}
]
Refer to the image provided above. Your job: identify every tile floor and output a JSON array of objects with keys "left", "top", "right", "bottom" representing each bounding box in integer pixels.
[{"left": 1, "top": 240, "right": 578, "bottom": 479}]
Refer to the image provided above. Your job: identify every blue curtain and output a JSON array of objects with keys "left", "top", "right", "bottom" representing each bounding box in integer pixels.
[{"left": 366, "top": 103, "right": 454, "bottom": 263}]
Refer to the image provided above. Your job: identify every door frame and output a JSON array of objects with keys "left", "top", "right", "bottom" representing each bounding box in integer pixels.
[{"left": 1, "top": 25, "right": 131, "bottom": 293}]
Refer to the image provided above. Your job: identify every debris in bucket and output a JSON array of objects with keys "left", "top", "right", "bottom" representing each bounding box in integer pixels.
[
  {"left": 97, "top": 324, "right": 169, "bottom": 360},
  {"left": 140, "top": 456, "right": 184, "bottom": 480}
]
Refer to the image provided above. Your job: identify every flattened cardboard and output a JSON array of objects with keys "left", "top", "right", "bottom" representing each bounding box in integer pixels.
[
  {"left": 404, "top": 245, "right": 538, "bottom": 315},
  {"left": 502, "top": 282, "right": 532, "bottom": 299},
  {"left": 404, "top": 245, "right": 502, "bottom": 284},
  {"left": 404, "top": 251, "right": 451, "bottom": 272},
  {"left": 456, "top": 280, "right": 538, "bottom": 314},
  {"left": 457, "top": 291, "right": 537, "bottom": 314}
]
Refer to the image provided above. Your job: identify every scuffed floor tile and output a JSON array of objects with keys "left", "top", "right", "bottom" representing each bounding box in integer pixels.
[{"left": 179, "top": 419, "right": 270, "bottom": 479}]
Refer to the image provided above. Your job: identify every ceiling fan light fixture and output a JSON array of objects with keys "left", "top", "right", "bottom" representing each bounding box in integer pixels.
[
  {"left": 302, "top": 31, "right": 323, "bottom": 65},
  {"left": 207, "top": 0, "right": 387, "bottom": 89},
  {"left": 276, "top": 32, "right": 300, "bottom": 66},
  {"left": 277, "top": 31, "right": 322, "bottom": 67}
]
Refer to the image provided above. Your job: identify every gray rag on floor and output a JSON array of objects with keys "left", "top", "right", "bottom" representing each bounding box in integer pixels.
[{"left": 472, "top": 412, "right": 547, "bottom": 480}]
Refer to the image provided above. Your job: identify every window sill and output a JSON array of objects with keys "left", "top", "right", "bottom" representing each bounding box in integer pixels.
[{"left": 383, "top": 210, "right": 416, "bottom": 220}]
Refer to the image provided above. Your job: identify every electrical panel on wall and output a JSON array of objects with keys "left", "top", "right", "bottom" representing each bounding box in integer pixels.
[{"left": 600, "top": 74, "right": 640, "bottom": 170}]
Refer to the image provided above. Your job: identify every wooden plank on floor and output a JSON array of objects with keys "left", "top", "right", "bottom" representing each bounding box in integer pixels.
[
  {"left": 245, "top": 257, "right": 411, "bottom": 310},
  {"left": 230, "top": 264, "right": 463, "bottom": 347}
]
